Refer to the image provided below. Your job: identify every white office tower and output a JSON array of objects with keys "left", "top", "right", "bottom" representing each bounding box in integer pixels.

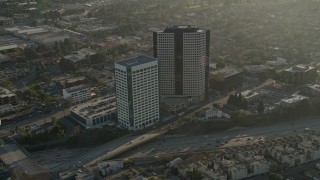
[
  {"left": 115, "top": 55, "right": 160, "bottom": 130},
  {"left": 153, "top": 25, "right": 210, "bottom": 103}
]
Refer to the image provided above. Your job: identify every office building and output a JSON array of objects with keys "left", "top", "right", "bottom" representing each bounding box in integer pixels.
[
  {"left": 70, "top": 96, "right": 117, "bottom": 128},
  {"left": 62, "top": 84, "right": 96, "bottom": 104},
  {"left": 115, "top": 55, "right": 159, "bottom": 130},
  {"left": 153, "top": 25, "right": 210, "bottom": 102},
  {"left": 282, "top": 64, "right": 317, "bottom": 84}
]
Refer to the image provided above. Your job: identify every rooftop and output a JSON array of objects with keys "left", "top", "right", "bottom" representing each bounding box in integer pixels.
[
  {"left": 65, "top": 76, "right": 86, "bottom": 84},
  {"left": 0, "top": 16, "right": 12, "bottom": 20},
  {"left": 70, "top": 96, "right": 116, "bottom": 119},
  {"left": 63, "top": 84, "right": 92, "bottom": 94},
  {"left": 281, "top": 94, "right": 309, "bottom": 104},
  {"left": 64, "top": 48, "right": 96, "bottom": 63},
  {"left": 285, "top": 64, "right": 316, "bottom": 73},
  {"left": 210, "top": 66, "right": 242, "bottom": 78},
  {"left": 241, "top": 90, "right": 260, "bottom": 99},
  {"left": 115, "top": 55, "right": 157, "bottom": 68},
  {"left": 0, "top": 87, "right": 11, "bottom": 95},
  {"left": 243, "top": 65, "right": 272, "bottom": 74},
  {"left": 17, "top": 28, "right": 48, "bottom": 35},
  {"left": 160, "top": 25, "right": 208, "bottom": 33},
  {"left": 0, "top": 35, "right": 28, "bottom": 51},
  {"left": 308, "top": 84, "right": 320, "bottom": 91}
]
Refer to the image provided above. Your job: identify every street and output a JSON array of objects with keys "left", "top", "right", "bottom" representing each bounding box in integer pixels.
[{"left": 119, "top": 116, "right": 320, "bottom": 159}]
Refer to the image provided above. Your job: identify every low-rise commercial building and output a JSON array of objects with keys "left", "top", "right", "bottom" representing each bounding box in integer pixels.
[
  {"left": 267, "top": 57, "right": 288, "bottom": 67},
  {"left": 209, "top": 66, "right": 243, "bottom": 91},
  {"left": 241, "top": 90, "right": 262, "bottom": 102},
  {"left": 0, "top": 35, "right": 28, "bottom": 51},
  {"left": 0, "top": 68, "right": 30, "bottom": 82},
  {"left": 167, "top": 158, "right": 183, "bottom": 168},
  {"left": 228, "top": 164, "right": 248, "bottom": 180},
  {"left": 62, "top": 84, "right": 96, "bottom": 104},
  {"left": 53, "top": 75, "right": 86, "bottom": 88},
  {"left": 205, "top": 108, "right": 230, "bottom": 119},
  {"left": 64, "top": 76, "right": 87, "bottom": 88},
  {"left": 250, "top": 161, "right": 269, "bottom": 176},
  {"left": 0, "top": 16, "right": 14, "bottom": 26},
  {"left": 0, "top": 87, "right": 17, "bottom": 106},
  {"left": 305, "top": 84, "right": 320, "bottom": 96},
  {"left": 70, "top": 96, "right": 117, "bottom": 128},
  {"left": 4, "top": 26, "right": 69, "bottom": 45},
  {"left": 98, "top": 161, "right": 123, "bottom": 176},
  {"left": 280, "top": 94, "right": 309, "bottom": 107},
  {"left": 64, "top": 48, "right": 97, "bottom": 68},
  {"left": 160, "top": 96, "right": 192, "bottom": 114},
  {"left": 282, "top": 64, "right": 317, "bottom": 84},
  {"left": 0, "top": 104, "right": 13, "bottom": 116}
]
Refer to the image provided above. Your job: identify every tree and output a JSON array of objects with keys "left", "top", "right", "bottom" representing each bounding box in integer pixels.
[
  {"left": 24, "top": 47, "right": 38, "bottom": 59},
  {"left": 51, "top": 116, "right": 59, "bottom": 126},
  {"left": 187, "top": 168, "right": 203, "bottom": 180},
  {"left": 170, "top": 167, "right": 179, "bottom": 176},
  {"left": 91, "top": 52, "right": 106, "bottom": 64},
  {"left": 1, "top": 80, "right": 15, "bottom": 91},
  {"left": 216, "top": 62, "right": 225, "bottom": 69},
  {"left": 212, "top": 103, "right": 220, "bottom": 108},
  {"left": 227, "top": 94, "right": 236, "bottom": 105},
  {"left": 269, "top": 172, "right": 283, "bottom": 180},
  {"left": 230, "top": 110, "right": 249, "bottom": 125},
  {"left": 258, "top": 101, "right": 265, "bottom": 114}
]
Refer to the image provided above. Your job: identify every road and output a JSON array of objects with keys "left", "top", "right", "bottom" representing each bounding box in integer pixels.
[
  {"left": 50, "top": 127, "right": 170, "bottom": 172},
  {"left": 119, "top": 116, "right": 320, "bottom": 159},
  {"left": 0, "top": 109, "right": 67, "bottom": 135}
]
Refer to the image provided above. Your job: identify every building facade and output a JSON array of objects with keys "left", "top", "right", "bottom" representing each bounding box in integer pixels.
[
  {"left": 62, "top": 84, "right": 96, "bottom": 104},
  {"left": 115, "top": 55, "right": 160, "bottom": 131},
  {"left": 0, "top": 16, "right": 14, "bottom": 26},
  {"left": 98, "top": 161, "right": 123, "bottom": 176},
  {"left": 282, "top": 64, "right": 317, "bottom": 84},
  {"left": 153, "top": 25, "right": 210, "bottom": 103},
  {"left": 205, "top": 108, "right": 230, "bottom": 119},
  {"left": 0, "top": 87, "right": 17, "bottom": 106}
]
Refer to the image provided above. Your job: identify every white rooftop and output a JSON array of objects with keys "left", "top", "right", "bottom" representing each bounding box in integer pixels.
[
  {"left": 64, "top": 48, "right": 96, "bottom": 63},
  {"left": 70, "top": 96, "right": 116, "bottom": 119},
  {"left": 63, "top": 84, "right": 91, "bottom": 94},
  {"left": 308, "top": 84, "right": 320, "bottom": 91},
  {"left": 285, "top": 64, "right": 316, "bottom": 73},
  {"left": 241, "top": 90, "right": 260, "bottom": 99},
  {"left": 281, "top": 94, "right": 309, "bottom": 104}
]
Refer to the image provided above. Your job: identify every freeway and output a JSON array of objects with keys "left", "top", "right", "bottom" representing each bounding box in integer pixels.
[
  {"left": 120, "top": 116, "right": 320, "bottom": 159},
  {"left": 50, "top": 127, "right": 169, "bottom": 172}
]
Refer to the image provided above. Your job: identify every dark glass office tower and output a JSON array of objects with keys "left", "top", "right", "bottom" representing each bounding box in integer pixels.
[{"left": 153, "top": 25, "right": 210, "bottom": 102}]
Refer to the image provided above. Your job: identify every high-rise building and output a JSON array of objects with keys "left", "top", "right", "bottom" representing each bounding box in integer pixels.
[
  {"left": 115, "top": 55, "right": 159, "bottom": 130},
  {"left": 153, "top": 25, "right": 210, "bottom": 102}
]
